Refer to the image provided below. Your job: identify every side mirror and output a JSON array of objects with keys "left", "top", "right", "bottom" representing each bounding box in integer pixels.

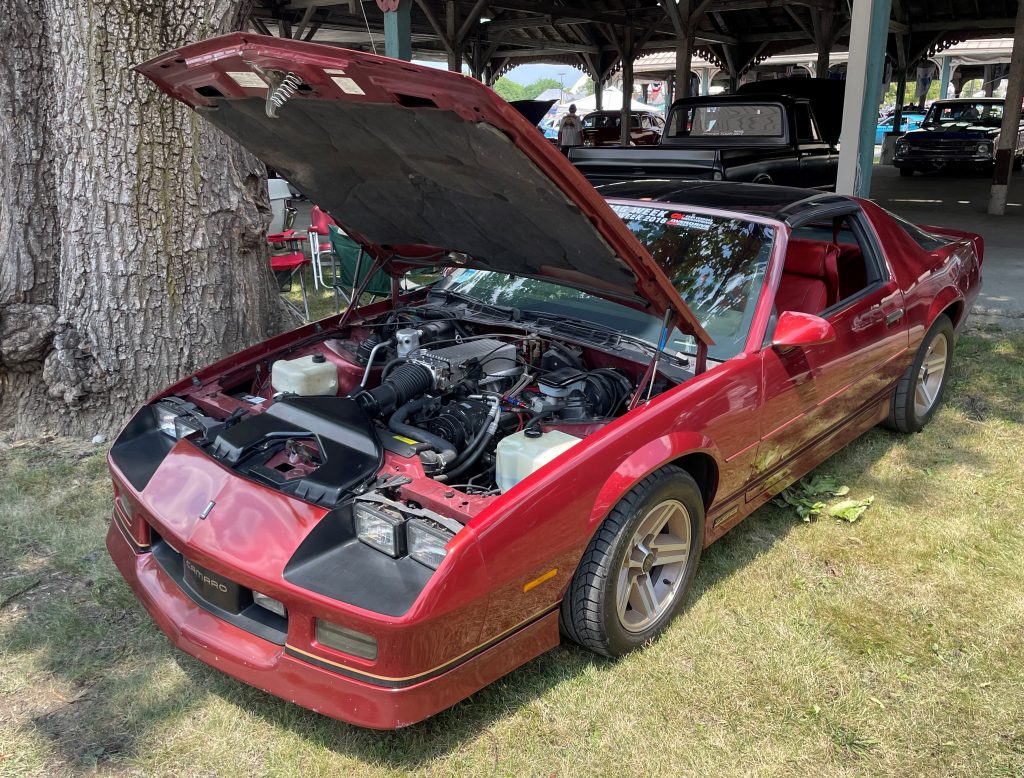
[{"left": 772, "top": 310, "right": 836, "bottom": 351}]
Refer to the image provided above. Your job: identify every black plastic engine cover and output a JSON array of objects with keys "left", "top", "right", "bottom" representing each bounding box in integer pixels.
[{"left": 211, "top": 396, "right": 382, "bottom": 507}]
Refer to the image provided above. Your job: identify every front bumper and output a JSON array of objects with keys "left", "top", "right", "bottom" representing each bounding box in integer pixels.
[
  {"left": 106, "top": 517, "right": 559, "bottom": 729},
  {"left": 894, "top": 153, "right": 994, "bottom": 168}
]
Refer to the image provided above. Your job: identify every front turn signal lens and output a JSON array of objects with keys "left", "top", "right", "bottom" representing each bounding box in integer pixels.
[
  {"left": 315, "top": 620, "right": 378, "bottom": 660},
  {"left": 253, "top": 591, "right": 287, "bottom": 618}
]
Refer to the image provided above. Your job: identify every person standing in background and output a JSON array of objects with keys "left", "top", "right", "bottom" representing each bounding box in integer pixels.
[{"left": 558, "top": 104, "right": 583, "bottom": 156}]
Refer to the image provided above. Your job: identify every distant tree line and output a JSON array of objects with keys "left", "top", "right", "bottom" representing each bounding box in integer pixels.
[{"left": 492, "top": 77, "right": 563, "bottom": 102}]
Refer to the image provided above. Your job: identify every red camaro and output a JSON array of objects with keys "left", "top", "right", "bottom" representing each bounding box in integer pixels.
[{"left": 107, "top": 35, "right": 983, "bottom": 730}]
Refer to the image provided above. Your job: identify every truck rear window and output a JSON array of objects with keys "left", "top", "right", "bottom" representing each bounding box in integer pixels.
[{"left": 669, "top": 105, "right": 784, "bottom": 138}]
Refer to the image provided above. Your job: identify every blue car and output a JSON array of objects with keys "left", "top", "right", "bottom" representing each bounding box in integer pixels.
[
  {"left": 541, "top": 116, "right": 560, "bottom": 142},
  {"left": 875, "top": 112, "right": 926, "bottom": 144}
]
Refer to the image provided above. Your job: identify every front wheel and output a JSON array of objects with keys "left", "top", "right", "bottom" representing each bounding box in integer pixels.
[
  {"left": 899, "top": 167, "right": 915, "bottom": 177},
  {"left": 885, "top": 314, "right": 954, "bottom": 433},
  {"left": 560, "top": 465, "right": 704, "bottom": 658}
]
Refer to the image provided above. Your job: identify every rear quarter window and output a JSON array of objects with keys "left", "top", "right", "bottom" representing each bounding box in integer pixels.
[{"left": 886, "top": 211, "right": 952, "bottom": 251}]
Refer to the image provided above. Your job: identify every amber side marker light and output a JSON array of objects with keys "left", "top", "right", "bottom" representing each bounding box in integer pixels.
[{"left": 523, "top": 569, "right": 557, "bottom": 593}]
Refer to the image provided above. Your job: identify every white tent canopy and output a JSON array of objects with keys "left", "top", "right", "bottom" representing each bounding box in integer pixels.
[{"left": 565, "top": 88, "right": 651, "bottom": 111}]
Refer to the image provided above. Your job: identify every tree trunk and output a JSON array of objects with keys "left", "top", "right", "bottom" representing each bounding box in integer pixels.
[{"left": 0, "top": 0, "right": 287, "bottom": 438}]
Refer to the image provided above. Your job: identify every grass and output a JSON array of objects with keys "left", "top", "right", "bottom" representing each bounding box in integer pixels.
[
  {"left": 280, "top": 264, "right": 347, "bottom": 323},
  {"left": 1, "top": 328, "right": 1022, "bottom": 777}
]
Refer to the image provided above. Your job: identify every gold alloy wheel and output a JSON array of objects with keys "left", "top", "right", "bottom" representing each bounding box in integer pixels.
[{"left": 615, "top": 498, "right": 692, "bottom": 633}]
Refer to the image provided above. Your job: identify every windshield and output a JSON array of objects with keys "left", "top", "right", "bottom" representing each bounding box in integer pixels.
[
  {"left": 433, "top": 206, "right": 774, "bottom": 362},
  {"left": 669, "top": 104, "right": 784, "bottom": 138},
  {"left": 583, "top": 114, "right": 640, "bottom": 129},
  {"left": 924, "top": 101, "right": 1003, "bottom": 127}
]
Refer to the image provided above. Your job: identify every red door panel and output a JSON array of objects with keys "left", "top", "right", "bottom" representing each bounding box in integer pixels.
[{"left": 753, "top": 281, "right": 907, "bottom": 498}]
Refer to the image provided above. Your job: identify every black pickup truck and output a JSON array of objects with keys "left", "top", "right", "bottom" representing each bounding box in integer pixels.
[{"left": 570, "top": 80, "right": 843, "bottom": 190}]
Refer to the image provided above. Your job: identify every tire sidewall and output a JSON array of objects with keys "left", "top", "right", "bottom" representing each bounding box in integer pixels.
[
  {"left": 600, "top": 472, "right": 705, "bottom": 655},
  {"left": 906, "top": 315, "right": 955, "bottom": 431}
]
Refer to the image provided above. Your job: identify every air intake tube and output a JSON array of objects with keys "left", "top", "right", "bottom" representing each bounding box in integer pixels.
[{"left": 354, "top": 361, "right": 433, "bottom": 418}]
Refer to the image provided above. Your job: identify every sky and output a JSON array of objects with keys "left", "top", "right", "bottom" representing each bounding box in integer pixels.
[
  {"left": 502, "top": 64, "right": 586, "bottom": 85},
  {"left": 413, "top": 60, "right": 587, "bottom": 87}
]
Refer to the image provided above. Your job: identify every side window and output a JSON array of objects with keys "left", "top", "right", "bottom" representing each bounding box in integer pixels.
[
  {"left": 794, "top": 104, "right": 821, "bottom": 143},
  {"left": 641, "top": 116, "right": 652, "bottom": 129},
  {"left": 783, "top": 213, "right": 886, "bottom": 315}
]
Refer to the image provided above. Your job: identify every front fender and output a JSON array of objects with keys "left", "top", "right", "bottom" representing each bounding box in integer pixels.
[{"left": 588, "top": 432, "right": 720, "bottom": 533}]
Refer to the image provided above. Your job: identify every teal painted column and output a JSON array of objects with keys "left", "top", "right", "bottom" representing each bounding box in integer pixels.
[
  {"left": 382, "top": 0, "right": 412, "bottom": 61},
  {"left": 939, "top": 55, "right": 952, "bottom": 99},
  {"left": 701, "top": 69, "right": 710, "bottom": 95},
  {"left": 835, "top": 0, "right": 893, "bottom": 196}
]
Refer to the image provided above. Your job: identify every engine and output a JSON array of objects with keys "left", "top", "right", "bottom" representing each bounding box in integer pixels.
[{"left": 352, "top": 336, "right": 634, "bottom": 485}]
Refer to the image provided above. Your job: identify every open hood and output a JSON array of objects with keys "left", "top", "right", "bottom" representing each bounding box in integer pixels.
[
  {"left": 137, "top": 34, "right": 710, "bottom": 345},
  {"left": 509, "top": 99, "right": 558, "bottom": 126}
]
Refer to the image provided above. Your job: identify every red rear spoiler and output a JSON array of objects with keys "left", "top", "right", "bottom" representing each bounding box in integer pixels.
[{"left": 919, "top": 224, "right": 985, "bottom": 265}]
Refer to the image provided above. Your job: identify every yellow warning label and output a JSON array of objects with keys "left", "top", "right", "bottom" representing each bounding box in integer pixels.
[{"left": 393, "top": 435, "right": 419, "bottom": 445}]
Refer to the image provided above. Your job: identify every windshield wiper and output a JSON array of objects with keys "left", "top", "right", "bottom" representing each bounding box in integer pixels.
[
  {"left": 427, "top": 289, "right": 518, "bottom": 321},
  {"left": 520, "top": 310, "right": 693, "bottom": 365}
]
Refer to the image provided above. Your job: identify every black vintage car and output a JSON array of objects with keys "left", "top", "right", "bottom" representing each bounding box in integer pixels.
[
  {"left": 569, "top": 80, "right": 843, "bottom": 190},
  {"left": 893, "top": 98, "right": 1024, "bottom": 176}
]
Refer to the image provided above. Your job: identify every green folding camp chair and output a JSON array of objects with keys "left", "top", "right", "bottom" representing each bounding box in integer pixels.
[{"left": 326, "top": 225, "right": 393, "bottom": 312}]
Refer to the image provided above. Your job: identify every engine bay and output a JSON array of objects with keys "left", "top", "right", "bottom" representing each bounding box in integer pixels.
[{"left": 151, "top": 295, "right": 694, "bottom": 525}]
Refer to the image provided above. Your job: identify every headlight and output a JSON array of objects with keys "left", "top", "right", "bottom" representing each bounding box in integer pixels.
[
  {"left": 897, "top": 143, "right": 908, "bottom": 154},
  {"left": 977, "top": 142, "right": 991, "bottom": 155},
  {"left": 253, "top": 591, "right": 286, "bottom": 618},
  {"left": 407, "top": 520, "right": 453, "bottom": 570},
  {"left": 316, "top": 619, "right": 378, "bottom": 660},
  {"left": 152, "top": 402, "right": 180, "bottom": 438},
  {"left": 354, "top": 503, "right": 405, "bottom": 557},
  {"left": 152, "top": 400, "right": 201, "bottom": 440}
]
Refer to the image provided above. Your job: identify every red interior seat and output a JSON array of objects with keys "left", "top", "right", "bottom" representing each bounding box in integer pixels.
[{"left": 776, "top": 239, "right": 840, "bottom": 315}]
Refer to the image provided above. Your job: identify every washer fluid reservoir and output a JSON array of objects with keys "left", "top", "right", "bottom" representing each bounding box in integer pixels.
[
  {"left": 271, "top": 353, "right": 339, "bottom": 396},
  {"left": 495, "top": 429, "right": 582, "bottom": 493}
]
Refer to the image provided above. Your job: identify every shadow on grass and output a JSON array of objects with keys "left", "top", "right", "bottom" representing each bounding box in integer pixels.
[{"left": 2, "top": 332, "right": 1018, "bottom": 772}]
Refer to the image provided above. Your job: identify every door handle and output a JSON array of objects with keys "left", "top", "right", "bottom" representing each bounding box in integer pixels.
[{"left": 886, "top": 308, "right": 904, "bottom": 326}]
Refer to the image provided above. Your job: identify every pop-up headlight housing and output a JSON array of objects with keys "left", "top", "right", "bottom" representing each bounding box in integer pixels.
[
  {"left": 354, "top": 503, "right": 406, "bottom": 557},
  {"left": 407, "top": 519, "right": 453, "bottom": 570}
]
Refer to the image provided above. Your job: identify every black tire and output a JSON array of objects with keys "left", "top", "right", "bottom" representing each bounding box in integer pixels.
[
  {"left": 899, "top": 167, "right": 915, "bottom": 177},
  {"left": 560, "top": 465, "right": 704, "bottom": 658},
  {"left": 884, "top": 314, "right": 954, "bottom": 433}
]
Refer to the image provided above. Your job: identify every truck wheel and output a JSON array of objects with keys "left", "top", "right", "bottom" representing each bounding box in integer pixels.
[
  {"left": 884, "top": 314, "right": 953, "bottom": 433},
  {"left": 753, "top": 174, "right": 773, "bottom": 185},
  {"left": 899, "top": 167, "right": 914, "bottom": 177},
  {"left": 560, "top": 465, "right": 704, "bottom": 658}
]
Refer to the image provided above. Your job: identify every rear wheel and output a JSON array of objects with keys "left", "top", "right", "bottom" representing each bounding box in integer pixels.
[
  {"left": 560, "top": 465, "right": 704, "bottom": 658},
  {"left": 885, "top": 314, "right": 954, "bottom": 433}
]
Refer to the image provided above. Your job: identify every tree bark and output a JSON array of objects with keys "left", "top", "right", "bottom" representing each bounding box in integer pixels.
[{"left": 0, "top": 0, "right": 286, "bottom": 437}]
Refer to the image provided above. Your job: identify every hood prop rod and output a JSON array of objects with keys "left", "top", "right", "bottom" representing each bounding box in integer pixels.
[
  {"left": 629, "top": 308, "right": 674, "bottom": 410},
  {"left": 336, "top": 251, "right": 387, "bottom": 330}
]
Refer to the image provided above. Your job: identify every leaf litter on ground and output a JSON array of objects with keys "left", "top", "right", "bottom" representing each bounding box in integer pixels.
[{"left": 775, "top": 474, "right": 872, "bottom": 523}]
